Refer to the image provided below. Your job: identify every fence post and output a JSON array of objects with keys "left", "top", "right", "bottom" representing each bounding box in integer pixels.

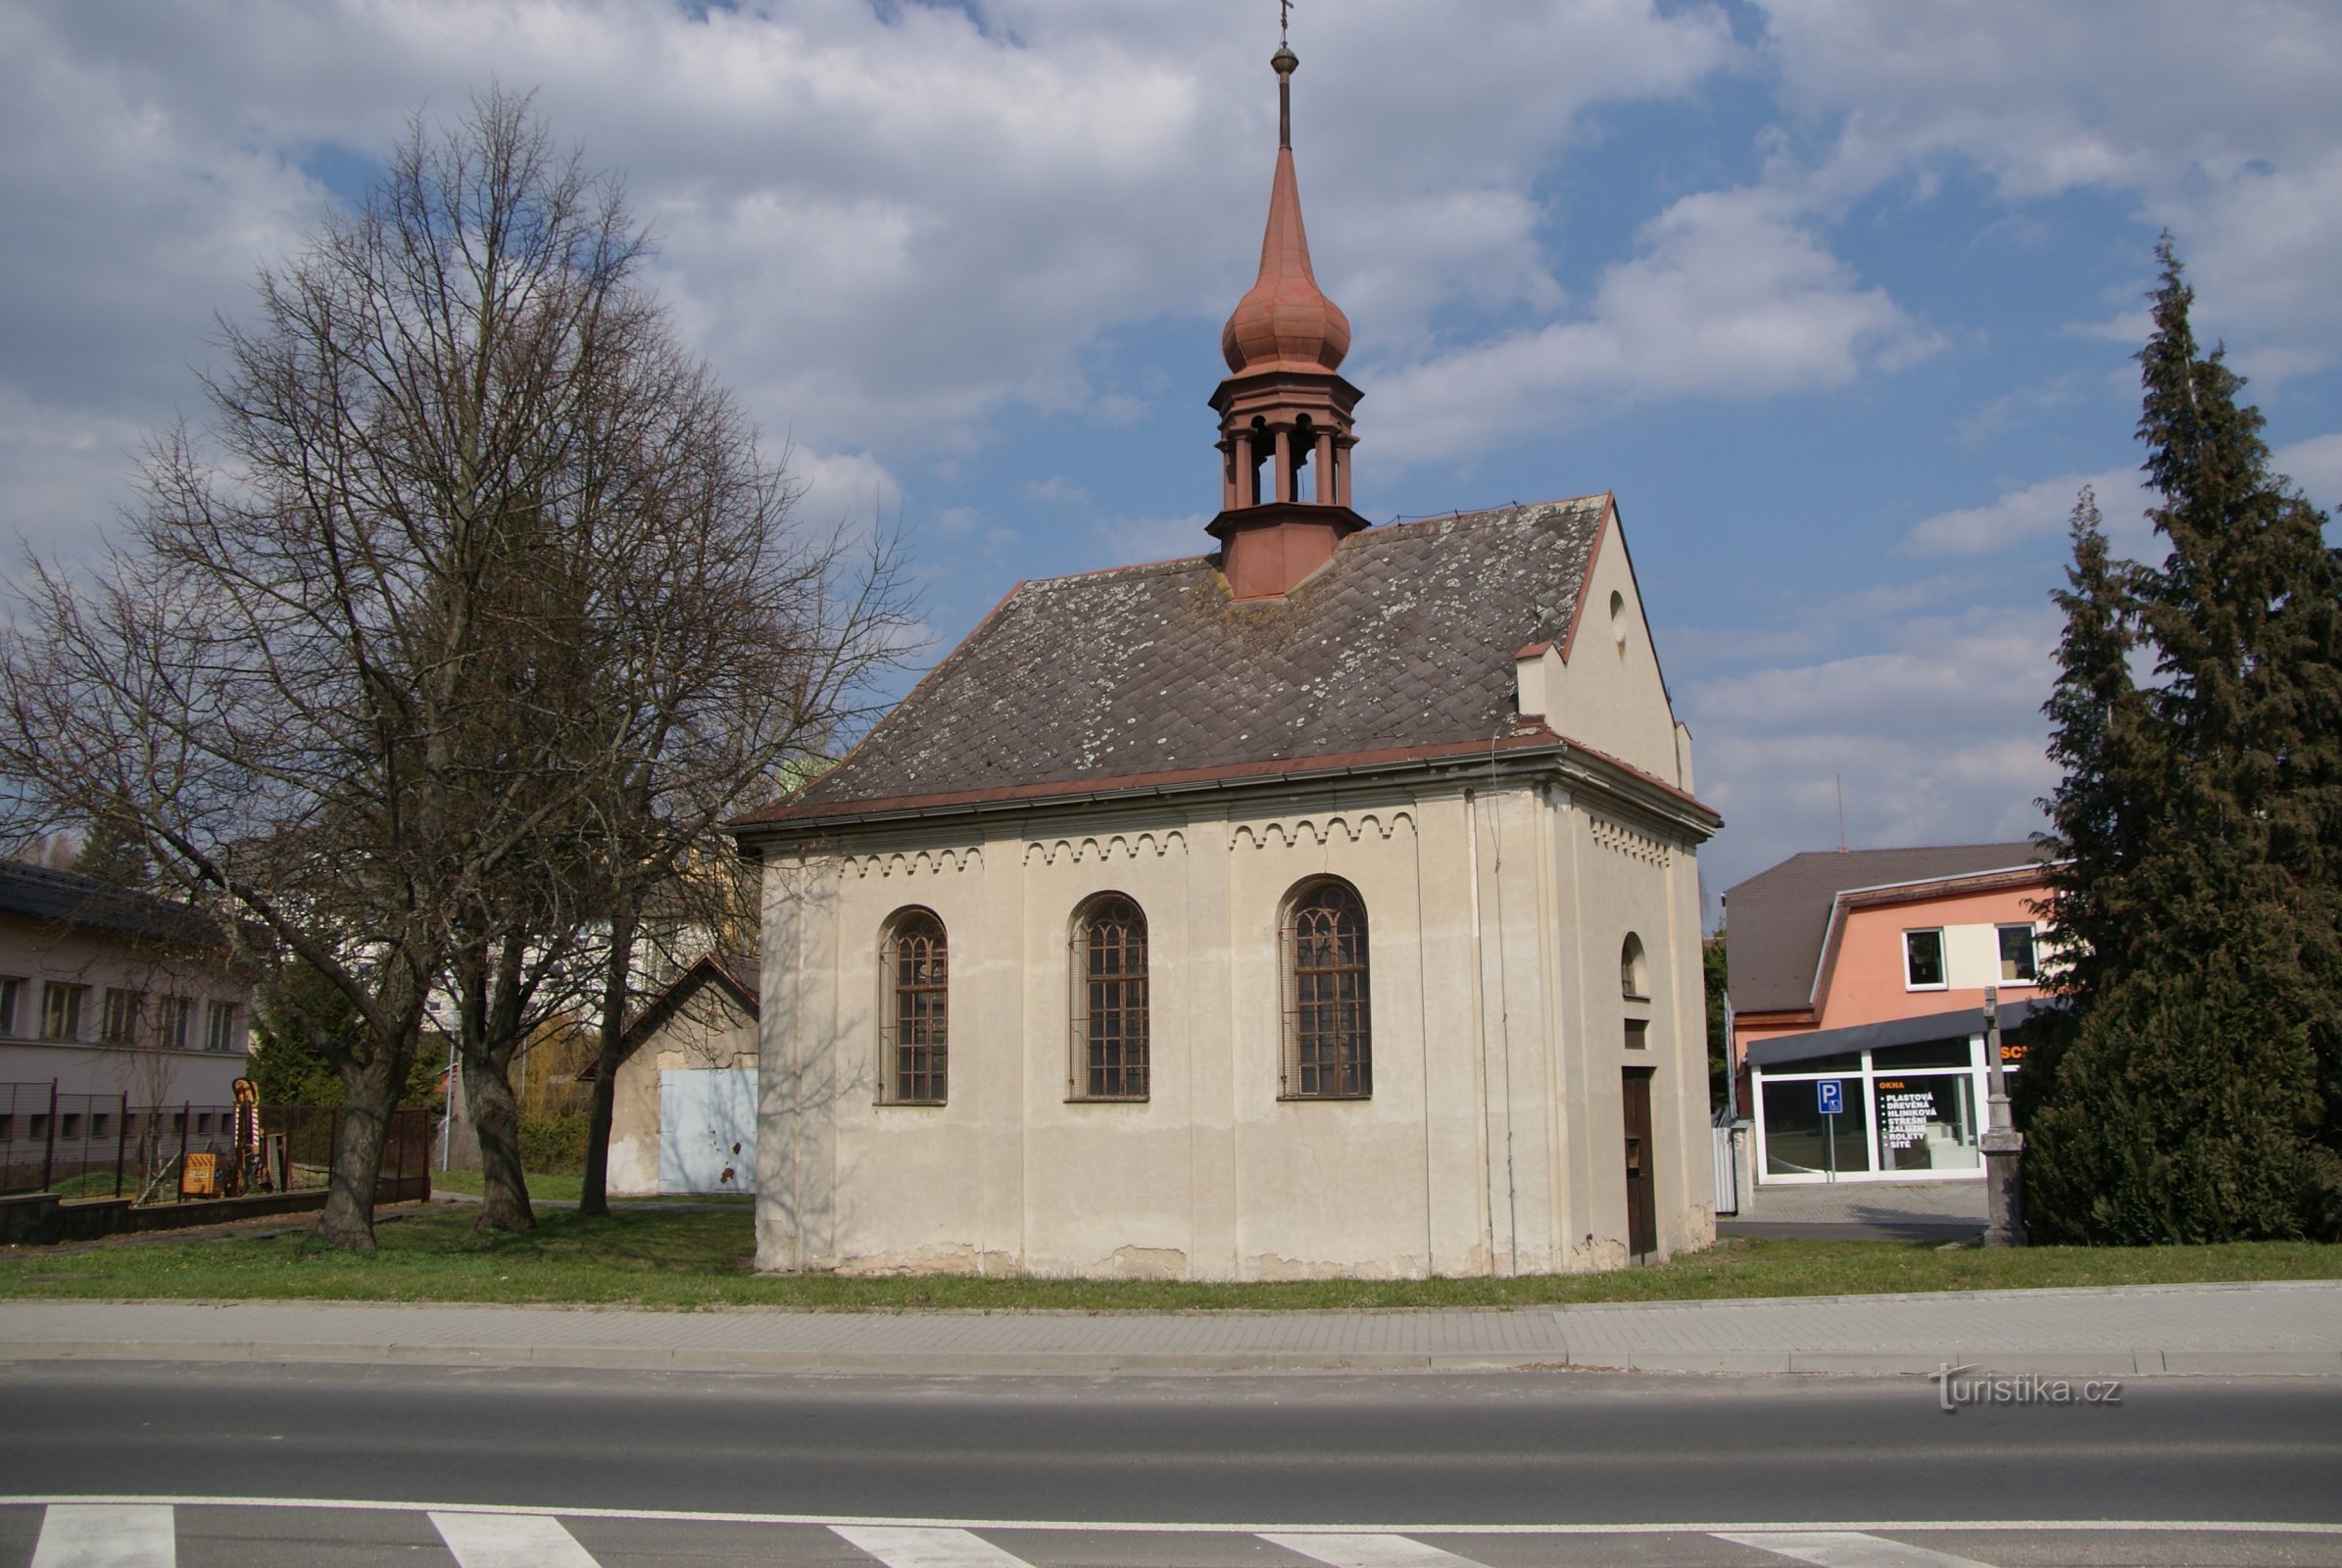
[
  {"left": 40, "top": 1080, "right": 58, "bottom": 1194},
  {"left": 114, "top": 1092, "right": 129, "bottom": 1200}
]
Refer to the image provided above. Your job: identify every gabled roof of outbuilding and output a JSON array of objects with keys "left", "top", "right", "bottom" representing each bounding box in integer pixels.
[
  {"left": 608, "top": 951, "right": 759, "bottom": 1066},
  {"left": 1723, "top": 844, "right": 2053, "bottom": 1015},
  {"left": 0, "top": 859, "right": 225, "bottom": 948},
  {"left": 739, "top": 496, "right": 1677, "bottom": 831}
]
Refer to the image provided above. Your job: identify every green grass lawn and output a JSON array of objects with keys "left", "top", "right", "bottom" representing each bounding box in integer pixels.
[
  {"left": 1, "top": 1202, "right": 2335, "bottom": 1309},
  {"left": 422, "top": 1168, "right": 753, "bottom": 1205}
]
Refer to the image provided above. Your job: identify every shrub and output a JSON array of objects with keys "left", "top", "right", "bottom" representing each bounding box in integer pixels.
[{"left": 517, "top": 1110, "right": 590, "bottom": 1175}]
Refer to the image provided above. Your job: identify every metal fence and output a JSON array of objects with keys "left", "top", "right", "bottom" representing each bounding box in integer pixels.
[{"left": 0, "top": 1082, "right": 430, "bottom": 1205}]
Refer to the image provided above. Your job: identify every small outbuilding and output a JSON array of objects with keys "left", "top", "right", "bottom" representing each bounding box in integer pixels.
[{"left": 603, "top": 953, "right": 758, "bottom": 1197}]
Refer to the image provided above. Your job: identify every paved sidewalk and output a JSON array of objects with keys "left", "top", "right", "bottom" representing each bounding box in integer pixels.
[
  {"left": 1722, "top": 1180, "right": 1988, "bottom": 1242},
  {"left": 2, "top": 1280, "right": 2336, "bottom": 1378}
]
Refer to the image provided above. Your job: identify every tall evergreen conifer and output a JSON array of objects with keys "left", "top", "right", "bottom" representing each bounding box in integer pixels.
[{"left": 2026, "top": 240, "right": 2342, "bottom": 1241}]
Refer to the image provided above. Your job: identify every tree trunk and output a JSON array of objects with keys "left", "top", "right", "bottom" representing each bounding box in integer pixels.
[
  {"left": 315, "top": 1048, "right": 408, "bottom": 1252},
  {"left": 464, "top": 1055, "right": 534, "bottom": 1233},
  {"left": 577, "top": 905, "right": 639, "bottom": 1219},
  {"left": 463, "top": 930, "right": 536, "bottom": 1234}
]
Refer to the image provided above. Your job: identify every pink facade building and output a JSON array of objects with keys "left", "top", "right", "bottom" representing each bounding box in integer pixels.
[{"left": 1723, "top": 845, "right": 2055, "bottom": 1186}]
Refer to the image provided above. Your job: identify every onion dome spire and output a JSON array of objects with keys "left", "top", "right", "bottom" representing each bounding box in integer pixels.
[
  {"left": 1205, "top": 23, "right": 1366, "bottom": 600},
  {"left": 1219, "top": 42, "right": 1351, "bottom": 376}
]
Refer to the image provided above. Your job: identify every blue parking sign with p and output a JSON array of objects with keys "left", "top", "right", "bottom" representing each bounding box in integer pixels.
[{"left": 1817, "top": 1080, "right": 1844, "bottom": 1116}]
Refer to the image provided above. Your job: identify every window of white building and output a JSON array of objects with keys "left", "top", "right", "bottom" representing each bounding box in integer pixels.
[{"left": 42, "top": 982, "right": 88, "bottom": 1041}]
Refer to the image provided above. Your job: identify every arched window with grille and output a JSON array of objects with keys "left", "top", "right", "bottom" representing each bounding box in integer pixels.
[
  {"left": 1282, "top": 876, "right": 1371, "bottom": 1099},
  {"left": 881, "top": 907, "right": 949, "bottom": 1104},
  {"left": 1070, "top": 893, "right": 1149, "bottom": 1100}
]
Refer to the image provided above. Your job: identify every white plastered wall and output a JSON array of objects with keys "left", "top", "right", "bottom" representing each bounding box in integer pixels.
[
  {"left": 753, "top": 772, "right": 1714, "bottom": 1279},
  {"left": 1526, "top": 507, "right": 1686, "bottom": 791}
]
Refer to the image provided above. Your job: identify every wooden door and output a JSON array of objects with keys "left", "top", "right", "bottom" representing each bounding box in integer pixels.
[{"left": 1622, "top": 1066, "right": 1658, "bottom": 1261}]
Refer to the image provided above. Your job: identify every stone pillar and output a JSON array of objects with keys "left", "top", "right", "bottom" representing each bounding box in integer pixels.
[
  {"left": 1980, "top": 986, "right": 2025, "bottom": 1247},
  {"left": 1336, "top": 439, "right": 1353, "bottom": 508},
  {"left": 1314, "top": 430, "right": 1335, "bottom": 505},
  {"left": 1234, "top": 431, "right": 1255, "bottom": 509},
  {"left": 1273, "top": 427, "right": 1293, "bottom": 503}
]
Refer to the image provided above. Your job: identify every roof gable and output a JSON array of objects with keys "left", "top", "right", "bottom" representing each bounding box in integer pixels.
[{"left": 745, "top": 497, "right": 1615, "bottom": 828}]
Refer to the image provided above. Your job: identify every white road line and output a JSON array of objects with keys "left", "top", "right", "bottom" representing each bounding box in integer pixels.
[
  {"left": 429, "top": 1510, "right": 603, "bottom": 1568},
  {"left": 1715, "top": 1531, "right": 1999, "bottom": 1568},
  {"left": 834, "top": 1524, "right": 1040, "bottom": 1568},
  {"left": 1261, "top": 1532, "right": 1493, "bottom": 1568},
  {"left": 4, "top": 1499, "right": 2339, "bottom": 1539},
  {"left": 31, "top": 1504, "right": 175, "bottom": 1568}
]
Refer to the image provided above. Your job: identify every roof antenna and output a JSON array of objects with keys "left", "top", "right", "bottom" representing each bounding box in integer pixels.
[{"left": 1835, "top": 773, "right": 1849, "bottom": 854}]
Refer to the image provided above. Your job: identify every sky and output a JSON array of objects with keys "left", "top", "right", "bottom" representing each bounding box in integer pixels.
[{"left": 4, "top": 0, "right": 2340, "bottom": 920}]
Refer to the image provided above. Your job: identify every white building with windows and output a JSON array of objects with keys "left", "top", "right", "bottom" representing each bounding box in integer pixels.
[
  {"left": 730, "top": 43, "right": 1720, "bottom": 1280},
  {"left": 0, "top": 860, "right": 253, "bottom": 1105}
]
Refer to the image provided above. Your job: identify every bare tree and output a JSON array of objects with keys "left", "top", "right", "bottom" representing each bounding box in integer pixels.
[{"left": 0, "top": 88, "right": 799, "bottom": 1250}]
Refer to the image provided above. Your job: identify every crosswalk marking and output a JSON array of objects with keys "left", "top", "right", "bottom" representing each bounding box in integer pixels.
[
  {"left": 834, "top": 1524, "right": 1043, "bottom": 1568},
  {"left": 429, "top": 1510, "right": 604, "bottom": 1568},
  {"left": 30, "top": 1504, "right": 175, "bottom": 1568},
  {"left": 1715, "top": 1532, "right": 1998, "bottom": 1568},
  {"left": 1260, "top": 1532, "right": 1489, "bottom": 1568}
]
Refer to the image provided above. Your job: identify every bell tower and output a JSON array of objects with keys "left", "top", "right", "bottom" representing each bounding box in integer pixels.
[{"left": 1207, "top": 36, "right": 1368, "bottom": 600}]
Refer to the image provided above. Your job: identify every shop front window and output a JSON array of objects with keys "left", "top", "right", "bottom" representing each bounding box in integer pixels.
[
  {"left": 1872, "top": 1074, "right": 1979, "bottom": 1173},
  {"left": 1760, "top": 1077, "right": 1871, "bottom": 1177}
]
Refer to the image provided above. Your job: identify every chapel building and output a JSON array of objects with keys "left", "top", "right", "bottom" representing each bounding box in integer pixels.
[{"left": 733, "top": 39, "right": 1723, "bottom": 1279}]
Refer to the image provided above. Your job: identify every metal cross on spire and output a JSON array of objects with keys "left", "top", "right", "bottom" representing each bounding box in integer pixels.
[{"left": 1280, "top": 0, "right": 1292, "bottom": 44}]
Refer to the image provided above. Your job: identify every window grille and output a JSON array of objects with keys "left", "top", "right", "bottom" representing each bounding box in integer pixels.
[
  {"left": 1070, "top": 895, "right": 1149, "bottom": 1100},
  {"left": 1282, "top": 878, "right": 1371, "bottom": 1099},
  {"left": 881, "top": 909, "right": 950, "bottom": 1104}
]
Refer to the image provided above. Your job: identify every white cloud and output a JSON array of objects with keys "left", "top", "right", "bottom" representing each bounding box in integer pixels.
[
  {"left": 1024, "top": 475, "right": 1092, "bottom": 507},
  {"left": 1903, "top": 468, "right": 2147, "bottom": 559},
  {"left": 2274, "top": 433, "right": 2342, "bottom": 512},
  {"left": 1686, "top": 606, "right": 2059, "bottom": 893},
  {"left": 787, "top": 449, "right": 903, "bottom": 525},
  {"left": 1369, "top": 186, "right": 1935, "bottom": 464},
  {"left": 0, "top": 0, "right": 1754, "bottom": 563},
  {"left": 1904, "top": 432, "right": 2342, "bottom": 564},
  {"left": 1757, "top": 0, "right": 2342, "bottom": 369}
]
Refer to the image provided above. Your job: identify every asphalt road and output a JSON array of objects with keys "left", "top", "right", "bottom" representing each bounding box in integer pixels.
[{"left": 2, "top": 1361, "right": 2338, "bottom": 1531}]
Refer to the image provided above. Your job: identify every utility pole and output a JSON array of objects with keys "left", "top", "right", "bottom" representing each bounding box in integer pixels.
[{"left": 1981, "top": 984, "right": 2025, "bottom": 1246}]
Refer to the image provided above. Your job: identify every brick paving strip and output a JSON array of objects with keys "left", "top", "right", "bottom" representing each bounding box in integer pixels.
[{"left": 1, "top": 1280, "right": 2337, "bottom": 1377}]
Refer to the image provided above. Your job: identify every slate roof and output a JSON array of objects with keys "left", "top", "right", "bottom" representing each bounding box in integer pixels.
[
  {"left": 742, "top": 497, "right": 1622, "bottom": 829},
  {"left": 1722, "top": 844, "right": 2052, "bottom": 1014},
  {"left": 0, "top": 859, "right": 224, "bottom": 947}
]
